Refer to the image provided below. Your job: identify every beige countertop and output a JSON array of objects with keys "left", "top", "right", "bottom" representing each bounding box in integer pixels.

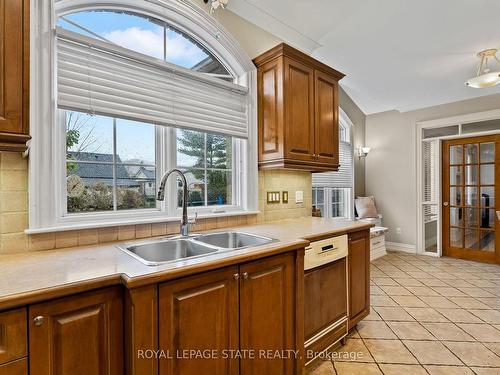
[{"left": 0, "top": 217, "right": 371, "bottom": 310}]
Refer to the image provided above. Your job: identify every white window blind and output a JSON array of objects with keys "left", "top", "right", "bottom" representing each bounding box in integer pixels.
[
  {"left": 312, "top": 141, "right": 353, "bottom": 188},
  {"left": 423, "top": 139, "right": 439, "bottom": 222},
  {"left": 56, "top": 28, "right": 250, "bottom": 138}
]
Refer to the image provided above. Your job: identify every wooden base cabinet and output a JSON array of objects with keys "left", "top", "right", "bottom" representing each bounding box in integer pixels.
[
  {"left": 348, "top": 230, "right": 370, "bottom": 328},
  {"left": 254, "top": 43, "right": 344, "bottom": 172},
  {"left": 158, "top": 253, "right": 301, "bottom": 375},
  {"left": 29, "top": 287, "right": 124, "bottom": 375}
]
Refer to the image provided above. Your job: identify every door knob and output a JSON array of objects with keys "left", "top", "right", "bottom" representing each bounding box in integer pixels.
[
  {"left": 443, "top": 202, "right": 449, "bottom": 207},
  {"left": 33, "top": 316, "right": 45, "bottom": 327}
]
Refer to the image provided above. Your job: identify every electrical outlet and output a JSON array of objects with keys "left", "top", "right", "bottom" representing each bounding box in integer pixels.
[
  {"left": 295, "top": 191, "right": 304, "bottom": 204},
  {"left": 396, "top": 227, "right": 402, "bottom": 234}
]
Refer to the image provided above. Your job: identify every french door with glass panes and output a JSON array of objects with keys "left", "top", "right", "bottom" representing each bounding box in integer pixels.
[{"left": 442, "top": 135, "right": 500, "bottom": 264}]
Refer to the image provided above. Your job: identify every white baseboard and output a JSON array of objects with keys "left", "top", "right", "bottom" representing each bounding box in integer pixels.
[
  {"left": 386, "top": 242, "right": 417, "bottom": 254},
  {"left": 371, "top": 246, "right": 387, "bottom": 261}
]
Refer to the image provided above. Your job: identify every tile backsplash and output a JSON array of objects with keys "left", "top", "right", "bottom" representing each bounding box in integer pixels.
[{"left": 0, "top": 153, "right": 311, "bottom": 254}]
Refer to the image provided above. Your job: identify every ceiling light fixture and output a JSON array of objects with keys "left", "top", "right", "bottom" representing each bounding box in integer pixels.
[
  {"left": 465, "top": 49, "right": 500, "bottom": 88},
  {"left": 203, "top": 0, "right": 229, "bottom": 13}
]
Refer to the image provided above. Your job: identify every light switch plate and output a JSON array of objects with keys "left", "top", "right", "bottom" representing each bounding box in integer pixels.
[
  {"left": 295, "top": 190, "right": 303, "bottom": 204},
  {"left": 282, "top": 191, "right": 289, "bottom": 204},
  {"left": 267, "top": 191, "right": 281, "bottom": 204}
]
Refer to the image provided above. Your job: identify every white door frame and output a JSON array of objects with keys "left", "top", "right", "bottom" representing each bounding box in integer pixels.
[{"left": 416, "top": 109, "right": 500, "bottom": 257}]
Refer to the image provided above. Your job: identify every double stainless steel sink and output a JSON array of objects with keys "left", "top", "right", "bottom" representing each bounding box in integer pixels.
[{"left": 118, "top": 231, "right": 276, "bottom": 266}]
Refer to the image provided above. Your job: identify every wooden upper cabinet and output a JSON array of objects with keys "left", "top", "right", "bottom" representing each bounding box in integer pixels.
[
  {"left": 29, "top": 287, "right": 123, "bottom": 375},
  {"left": 314, "top": 71, "right": 339, "bottom": 166},
  {"left": 284, "top": 58, "right": 315, "bottom": 163},
  {"left": 0, "top": 0, "right": 30, "bottom": 152},
  {"left": 254, "top": 43, "right": 344, "bottom": 172}
]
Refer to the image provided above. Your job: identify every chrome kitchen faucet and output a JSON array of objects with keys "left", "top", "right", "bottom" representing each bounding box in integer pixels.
[{"left": 157, "top": 169, "right": 196, "bottom": 237}]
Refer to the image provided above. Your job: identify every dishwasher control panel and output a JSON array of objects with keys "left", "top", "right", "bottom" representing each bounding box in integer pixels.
[{"left": 304, "top": 235, "right": 348, "bottom": 271}]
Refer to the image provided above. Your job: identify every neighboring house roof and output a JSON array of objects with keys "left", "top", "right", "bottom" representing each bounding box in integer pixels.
[
  {"left": 133, "top": 166, "right": 156, "bottom": 180},
  {"left": 67, "top": 151, "right": 134, "bottom": 186}
]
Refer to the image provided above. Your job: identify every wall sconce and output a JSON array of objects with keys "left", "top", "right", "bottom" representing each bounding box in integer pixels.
[{"left": 357, "top": 146, "right": 371, "bottom": 159}]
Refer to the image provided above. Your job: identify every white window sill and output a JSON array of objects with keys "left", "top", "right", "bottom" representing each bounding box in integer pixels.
[{"left": 25, "top": 210, "right": 260, "bottom": 234}]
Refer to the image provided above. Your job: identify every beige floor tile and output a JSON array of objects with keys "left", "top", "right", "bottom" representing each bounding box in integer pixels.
[
  {"left": 470, "top": 310, "right": 500, "bottom": 325},
  {"left": 403, "top": 340, "right": 462, "bottom": 365},
  {"left": 379, "top": 364, "right": 427, "bottom": 375},
  {"left": 306, "top": 360, "right": 335, "bottom": 375},
  {"left": 332, "top": 338, "right": 373, "bottom": 362},
  {"left": 477, "top": 298, "right": 500, "bottom": 309},
  {"left": 485, "top": 343, "right": 500, "bottom": 357},
  {"left": 380, "top": 286, "right": 412, "bottom": 296},
  {"left": 391, "top": 295, "right": 428, "bottom": 307},
  {"left": 470, "top": 368, "right": 500, "bottom": 375},
  {"left": 458, "top": 287, "right": 496, "bottom": 298},
  {"left": 444, "top": 341, "right": 500, "bottom": 367},
  {"left": 422, "top": 322, "right": 475, "bottom": 341},
  {"left": 406, "top": 286, "right": 440, "bottom": 296},
  {"left": 372, "top": 277, "right": 399, "bottom": 286},
  {"left": 334, "top": 362, "right": 382, "bottom": 375},
  {"left": 387, "top": 321, "right": 435, "bottom": 340},
  {"left": 424, "top": 365, "right": 474, "bottom": 375},
  {"left": 449, "top": 297, "right": 491, "bottom": 309},
  {"left": 364, "top": 311, "right": 383, "bottom": 321},
  {"left": 458, "top": 324, "right": 500, "bottom": 343},
  {"left": 437, "top": 309, "right": 484, "bottom": 323},
  {"left": 394, "top": 278, "right": 424, "bottom": 287},
  {"left": 371, "top": 295, "right": 398, "bottom": 307},
  {"left": 433, "top": 287, "right": 469, "bottom": 297},
  {"left": 356, "top": 321, "right": 397, "bottom": 339},
  {"left": 420, "top": 278, "right": 450, "bottom": 287},
  {"left": 419, "top": 296, "right": 459, "bottom": 309},
  {"left": 405, "top": 307, "right": 448, "bottom": 322},
  {"left": 347, "top": 330, "right": 360, "bottom": 340},
  {"left": 364, "top": 339, "right": 418, "bottom": 364},
  {"left": 370, "top": 285, "right": 386, "bottom": 295},
  {"left": 373, "top": 306, "right": 415, "bottom": 321}
]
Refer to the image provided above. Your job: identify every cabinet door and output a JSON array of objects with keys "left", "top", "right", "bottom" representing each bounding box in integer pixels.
[
  {"left": 284, "top": 58, "right": 315, "bottom": 163},
  {"left": 304, "top": 258, "right": 347, "bottom": 340},
  {"left": 0, "top": 0, "right": 29, "bottom": 147},
  {"left": 258, "top": 58, "right": 284, "bottom": 163},
  {"left": 0, "top": 358, "right": 27, "bottom": 375},
  {"left": 29, "top": 287, "right": 123, "bottom": 375},
  {"left": 348, "top": 231, "right": 370, "bottom": 328},
  {"left": 314, "top": 70, "right": 339, "bottom": 167},
  {"left": 240, "top": 253, "right": 296, "bottom": 375},
  {"left": 159, "top": 266, "right": 239, "bottom": 375}
]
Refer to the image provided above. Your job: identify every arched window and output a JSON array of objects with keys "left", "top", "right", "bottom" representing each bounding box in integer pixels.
[
  {"left": 57, "top": 10, "right": 233, "bottom": 80},
  {"left": 29, "top": 0, "right": 257, "bottom": 232}
]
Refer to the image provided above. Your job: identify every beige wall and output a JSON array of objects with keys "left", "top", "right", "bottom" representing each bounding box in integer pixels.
[
  {"left": 339, "top": 87, "right": 366, "bottom": 197},
  {"left": 366, "top": 93, "right": 500, "bottom": 247}
]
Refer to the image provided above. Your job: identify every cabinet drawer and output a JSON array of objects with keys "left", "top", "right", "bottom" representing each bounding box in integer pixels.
[
  {"left": 0, "top": 358, "right": 27, "bottom": 375},
  {"left": 370, "top": 235, "right": 385, "bottom": 250},
  {"left": 0, "top": 309, "right": 27, "bottom": 365}
]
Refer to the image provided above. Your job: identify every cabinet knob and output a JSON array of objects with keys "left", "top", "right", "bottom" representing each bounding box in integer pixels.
[
  {"left": 33, "top": 316, "right": 45, "bottom": 327},
  {"left": 242, "top": 272, "right": 249, "bottom": 280},
  {"left": 233, "top": 273, "right": 240, "bottom": 280},
  {"left": 443, "top": 202, "right": 449, "bottom": 207}
]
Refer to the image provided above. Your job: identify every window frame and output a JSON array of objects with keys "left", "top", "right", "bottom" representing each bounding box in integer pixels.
[
  {"left": 311, "top": 108, "right": 355, "bottom": 220},
  {"left": 29, "top": 0, "right": 258, "bottom": 233}
]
